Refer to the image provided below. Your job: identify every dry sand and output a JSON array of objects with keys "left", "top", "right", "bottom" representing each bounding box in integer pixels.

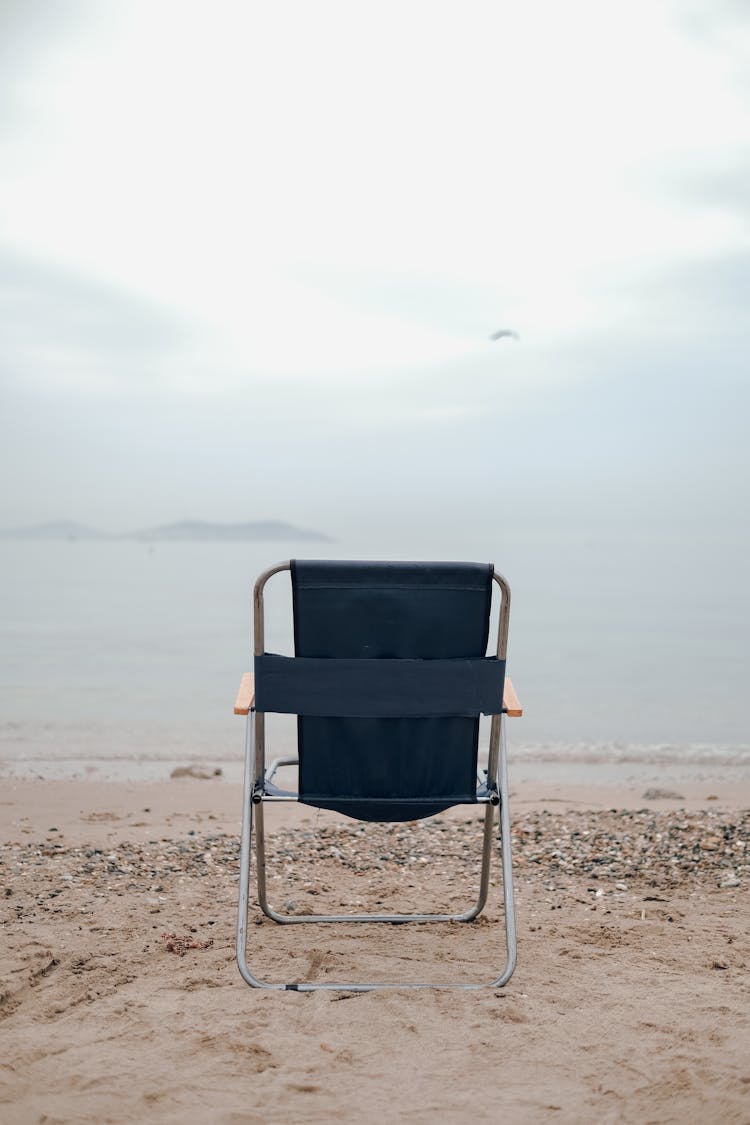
[{"left": 2, "top": 778, "right": 749, "bottom": 1125}]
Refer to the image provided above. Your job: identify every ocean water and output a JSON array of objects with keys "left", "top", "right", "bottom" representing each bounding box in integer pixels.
[{"left": 1, "top": 532, "right": 748, "bottom": 784}]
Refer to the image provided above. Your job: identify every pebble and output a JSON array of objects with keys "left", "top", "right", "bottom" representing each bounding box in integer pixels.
[
  {"left": 642, "top": 789, "right": 685, "bottom": 801},
  {"left": 0, "top": 809, "right": 747, "bottom": 898}
]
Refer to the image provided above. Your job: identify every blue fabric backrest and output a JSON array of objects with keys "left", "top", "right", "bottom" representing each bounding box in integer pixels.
[{"left": 289, "top": 560, "right": 497, "bottom": 821}]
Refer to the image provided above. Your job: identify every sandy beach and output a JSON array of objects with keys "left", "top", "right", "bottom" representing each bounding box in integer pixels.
[{"left": 2, "top": 777, "right": 749, "bottom": 1125}]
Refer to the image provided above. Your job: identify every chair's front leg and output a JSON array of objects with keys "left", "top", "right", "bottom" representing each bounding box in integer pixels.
[
  {"left": 492, "top": 714, "right": 517, "bottom": 987},
  {"left": 236, "top": 712, "right": 281, "bottom": 989}
]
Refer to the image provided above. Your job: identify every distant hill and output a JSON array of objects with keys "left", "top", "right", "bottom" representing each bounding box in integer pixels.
[
  {"left": 0, "top": 520, "right": 111, "bottom": 540},
  {"left": 0, "top": 519, "right": 331, "bottom": 542},
  {"left": 132, "top": 520, "right": 332, "bottom": 542}
]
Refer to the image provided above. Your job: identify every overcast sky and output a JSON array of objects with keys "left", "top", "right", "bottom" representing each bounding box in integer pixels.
[{"left": 0, "top": 0, "right": 748, "bottom": 539}]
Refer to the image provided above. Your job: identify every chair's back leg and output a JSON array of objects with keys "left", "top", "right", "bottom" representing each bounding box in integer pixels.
[
  {"left": 452, "top": 802, "right": 496, "bottom": 922},
  {"left": 255, "top": 800, "right": 276, "bottom": 919}
]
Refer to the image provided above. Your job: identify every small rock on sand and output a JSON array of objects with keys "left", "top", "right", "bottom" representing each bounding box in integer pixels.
[{"left": 170, "top": 766, "right": 222, "bottom": 780}]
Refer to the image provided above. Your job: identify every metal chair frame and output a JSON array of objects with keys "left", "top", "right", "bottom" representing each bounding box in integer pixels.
[{"left": 236, "top": 561, "right": 518, "bottom": 991}]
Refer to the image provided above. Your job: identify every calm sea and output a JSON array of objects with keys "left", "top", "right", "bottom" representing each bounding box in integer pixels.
[{"left": 1, "top": 532, "right": 748, "bottom": 785}]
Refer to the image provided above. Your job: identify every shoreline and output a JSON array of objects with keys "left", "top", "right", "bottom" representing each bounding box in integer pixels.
[
  {"left": 2, "top": 777, "right": 750, "bottom": 850},
  {"left": 2, "top": 738, "right": 750, "bottom": 792}
]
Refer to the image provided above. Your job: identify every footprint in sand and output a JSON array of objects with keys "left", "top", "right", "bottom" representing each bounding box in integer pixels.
[{"left": 200, "top": 1036, "right": 278, "bottom": 1073}]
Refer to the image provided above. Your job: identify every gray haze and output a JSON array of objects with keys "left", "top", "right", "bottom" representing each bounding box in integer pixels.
[
  {"left": 1, "top": 2, "right": 749, "bottom": 770},
  {"left": 0, "top": 0, "right": 748, "bottom": 547}
]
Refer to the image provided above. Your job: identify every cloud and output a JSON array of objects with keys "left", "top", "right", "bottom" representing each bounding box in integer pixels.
[
  {"left": 600, "top": 247, "right": 750, "bottom": 356},
  {"left": 0, "top": 248, "right": 199, "bottom": 391},
  {"left": 2, "top": 0, "right": 747, "bottom": 354},
  {"left": 0, "top": 1, "right": 748, "bottom": 536},
  {"left": 0, "top": 1, "right": 94, "bottom": 128},
  {"left": 672, "top": 0, "right": 750, "bottom": 38},
  {"left": 669, "top": 0, "right": 750, "bottom": 99},
  {"left": 292, "top": 270, "right": 516, "bottom": 338},
  {"left": 650, "top": 153, "right": 750, "bottom": 225}
]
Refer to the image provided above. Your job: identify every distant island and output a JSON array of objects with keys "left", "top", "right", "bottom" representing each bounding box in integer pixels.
[
  {"left": 0, "top": 521, "right": 110, "bottom": 541},
  {"left": 0, "top": 519, "right": 332, "bottom": 542},
  {"left": 134, "top": 520, "right": 331, "bottom": 542}
]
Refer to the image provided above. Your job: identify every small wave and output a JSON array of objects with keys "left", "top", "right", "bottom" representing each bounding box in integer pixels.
[{"left": 509, "top": 741, "right": 750, "bottom": 766}]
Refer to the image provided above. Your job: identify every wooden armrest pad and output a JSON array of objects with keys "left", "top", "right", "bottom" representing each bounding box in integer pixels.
[
  {"left": 234, "top": 672, "right": 255, "bottom": 715},
  {"left": 504, "top": 677, "right": 523, "bottom": 717}
]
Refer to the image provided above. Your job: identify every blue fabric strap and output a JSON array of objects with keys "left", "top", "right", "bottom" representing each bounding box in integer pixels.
[{"left": 254, "top": 653, "right": 506, "bottom": 718}]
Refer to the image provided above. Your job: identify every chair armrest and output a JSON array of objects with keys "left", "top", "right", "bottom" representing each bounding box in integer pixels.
[
  {"left": 503, "top": 677, "right": 523, "bottom": 717},
  {"left": 234, "top": 672, "right": 255, "bottom": 715}
]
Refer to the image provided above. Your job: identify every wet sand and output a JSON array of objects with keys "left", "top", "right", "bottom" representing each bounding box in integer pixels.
[{"left": 1, "top": 778, "right": 749, "bottom": 1124}]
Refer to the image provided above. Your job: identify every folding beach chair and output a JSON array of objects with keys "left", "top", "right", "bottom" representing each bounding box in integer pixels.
[{"left": 234, "top": 560, "right": 523, "bottom": 991}]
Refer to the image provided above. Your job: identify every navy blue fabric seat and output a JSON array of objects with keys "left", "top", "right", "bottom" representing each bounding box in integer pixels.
[{"left": 263, "top": 560, "right": 501, "bottom": 821}]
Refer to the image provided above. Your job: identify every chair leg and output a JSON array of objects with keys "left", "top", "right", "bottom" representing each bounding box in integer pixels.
[
  {"left": 236, "top": 714, "right": 281, "bottom": 990},
  {"left": 455, "top": 801, "right": 496, "bottom": 922},
  {"left": 491, "top": 714, "right": 517, "bottom": 986},
  {"left": 236, "top": 711, "right": 518, "bottom": 990}
]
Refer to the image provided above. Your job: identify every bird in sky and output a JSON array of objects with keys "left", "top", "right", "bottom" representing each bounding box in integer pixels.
[{"left": 489, "top": 329, "right": 520, "bottom": 341}]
